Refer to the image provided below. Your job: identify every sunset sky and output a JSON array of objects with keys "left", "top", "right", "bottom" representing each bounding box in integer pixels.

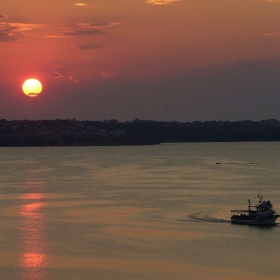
[{"left": 1, "top": 0, "right": 280, "bottom": 121}]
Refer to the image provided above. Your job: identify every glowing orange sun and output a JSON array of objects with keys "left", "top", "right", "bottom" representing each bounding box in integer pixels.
[{"left": 22, "top": 78, "right": 42, "bottom": 97}]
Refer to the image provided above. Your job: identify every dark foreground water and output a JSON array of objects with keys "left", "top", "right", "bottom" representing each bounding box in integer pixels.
[{"left": 0, "top": 143, "right": 280, "bottom": 279}]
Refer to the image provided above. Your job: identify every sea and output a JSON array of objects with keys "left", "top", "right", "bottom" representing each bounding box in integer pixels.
[{"left": 0, "top": 142, "right": 280, "bottom": 280}]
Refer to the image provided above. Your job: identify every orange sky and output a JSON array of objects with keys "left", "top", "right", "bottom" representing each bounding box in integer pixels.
[{"left": 1, "top": 0, "right": 280, "bottom": 121}]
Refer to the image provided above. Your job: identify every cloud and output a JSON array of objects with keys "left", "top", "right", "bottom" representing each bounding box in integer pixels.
[
  {"left": 51, "top": 65, "right": 63, "bottom": 68},
  {"left": 25, "top": 92, "right": 40, "bottom": 97},
  {"left": 77, "top": 22, "right": 120, "bottom": 28},
  {"left": 74, "top": 2, "right": 88, "bottom": 6},
  {"left": 262, "top": 32, "right": 280, "bottom": 37},
  {"left": 0, "top": 22, "right": 44, "bottom": 42},
  {"left": 46, "top": 21, "right": 119, "bottom": 38},
  {"left": 0, "top": 14, "right": 8, "bottom": 19},
  {"left": 49, "top": 72, "right": 63, "bottom": 78},
  {"left": 8, "top": 23, "right": 44, "bottom": 32},
  {"left": 70, "top": 76, "right": 79, "bottom": 83},
  {"left": 79, "top": 44, "right": 101, "bottom": 50},
  {"left": 101, "top": 71, "right": 119, "bottom": 78},
  {"left": 45, "top": 35, "right": 64, "bottom": 38},
  {"left": 0, "top": 32, "right": 17, "bottom": 42},
  {"left": 63, "top": 29, "right": 106, "bottom": 36},
  {"left": 0, "top": 24, "right": 18, "bottom": 42},
  {"left": 146, "top": 0, "right": 180, "bottom": 4}
]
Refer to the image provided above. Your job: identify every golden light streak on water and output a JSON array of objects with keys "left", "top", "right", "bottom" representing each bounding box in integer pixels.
[{"left": 19, "top": 192, "right": 48, "bottom": 280}]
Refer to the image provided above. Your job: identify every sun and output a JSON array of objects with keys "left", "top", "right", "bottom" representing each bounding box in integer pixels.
[{"left": 22, "top": 78, "right": 42, "bottom": 97}]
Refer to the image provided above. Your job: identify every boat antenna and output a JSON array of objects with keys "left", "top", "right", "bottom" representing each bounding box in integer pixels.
[
  {"left": 247, "top": 199, "right": 251, "bottom": 211},
  {"left": 258, "top": 191, "right": 263, "bottom": 203}
]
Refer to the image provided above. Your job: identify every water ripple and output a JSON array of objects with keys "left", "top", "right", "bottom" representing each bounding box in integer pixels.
[{"left": 185, "top": 212, "right": 230, "bottom": 224}]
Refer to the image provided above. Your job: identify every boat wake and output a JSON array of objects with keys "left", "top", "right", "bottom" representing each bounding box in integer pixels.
[
  {"left": 184, "top": 212, "right": 230, "bottom": 224},
  {"left": 215, "top": 162, "right": 256, "bottom": 165}
]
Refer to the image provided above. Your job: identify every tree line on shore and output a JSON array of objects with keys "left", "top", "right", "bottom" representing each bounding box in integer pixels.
[{"left": 0, "top": 118, "right": 280, "bottom": 146}]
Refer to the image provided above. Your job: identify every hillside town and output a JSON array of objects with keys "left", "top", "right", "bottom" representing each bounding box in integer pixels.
[{"left": 0, "top": 118, "right": 280, "bottom": 146}]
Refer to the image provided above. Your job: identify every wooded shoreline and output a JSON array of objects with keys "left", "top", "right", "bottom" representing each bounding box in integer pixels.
[{"left": 1, "top": 119, "right": 280, "bottom": 146}]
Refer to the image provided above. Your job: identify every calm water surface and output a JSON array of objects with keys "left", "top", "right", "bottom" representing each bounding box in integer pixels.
[{"left": 0, "top": 143, "right": 280, "bottom": 279}]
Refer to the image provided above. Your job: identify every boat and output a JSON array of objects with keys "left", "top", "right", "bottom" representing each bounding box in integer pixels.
[{"left": 231, "top": 193, "right": 279, "bottom": 225}]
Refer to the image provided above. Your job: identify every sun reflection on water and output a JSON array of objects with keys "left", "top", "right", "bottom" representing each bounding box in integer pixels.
[{"left": 19, "top": 192, "right": 48, "bottom": 279}]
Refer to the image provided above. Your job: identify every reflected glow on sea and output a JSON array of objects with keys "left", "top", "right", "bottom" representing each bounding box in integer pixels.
[{"left": 0, "top": 143, "right": 280, "bottom": 279}]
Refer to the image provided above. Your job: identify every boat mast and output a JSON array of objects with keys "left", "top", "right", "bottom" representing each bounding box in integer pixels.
[
  {"left": 258, "top": 192, "right": 263, "bottom": 204},
  {"left": 247, "top": 199, "right": 251, "bottom": 212}
]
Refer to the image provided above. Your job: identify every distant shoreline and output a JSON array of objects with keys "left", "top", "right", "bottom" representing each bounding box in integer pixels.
[{"left": 1, "top": 118, "right": 280, "bottom": 146}]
